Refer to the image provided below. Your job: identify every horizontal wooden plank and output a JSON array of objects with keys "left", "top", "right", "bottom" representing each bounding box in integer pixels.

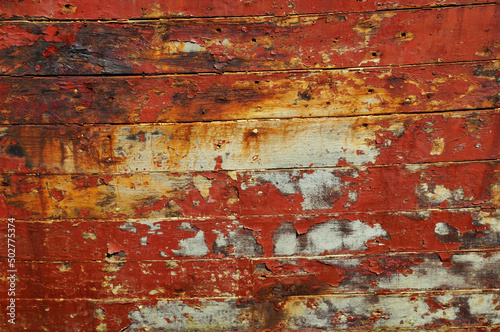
[
  {"left": 1, "top": 209, "right": 498, "bottom": 261},
  {"left": 2, "top": 109, "right": 499, "bottom": 174},
  {"left": 1, "top": 61, "right": 498, "bottom": 125},
  {"left": 2, "top": 252, "right": 499, "bottom": 300},
  {"left": 0, "top": 259, "right": 254, "bottom": 299},
  {"left": 1, "top": 161, "right": 499, "bottom": 220},
  {"left": 0, "top": 0, "right": 494, "bottom": 20},
  {"left": 0, "top": 6, "right": 498, "bottom": 76},
  {"left": 1, "top": 292, "right": 499, "bottom": 331}
]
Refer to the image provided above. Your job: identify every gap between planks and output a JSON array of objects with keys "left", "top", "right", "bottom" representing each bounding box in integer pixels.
[
  {"left": 1, "top": 156, "right": 499, "bottom": 177},
  {"left": 6, "top": 289, "right": 500, "bottom": 302},
  {"left": 2, "top": 58, "right": 497, "bottom": 79},
  {"left": 0, "top": 206, "right": 489, "bottom": 224},
  {"left": 9, "top": 247, "right": 500, "bottom": 264}
]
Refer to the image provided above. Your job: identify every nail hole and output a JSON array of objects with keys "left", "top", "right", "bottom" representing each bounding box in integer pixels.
[
  {"left": 251, "top": 38, "right": 257, "bottom": 42},
  {"left": 362, "top": 123, "right": 369, "bottom": 127}
]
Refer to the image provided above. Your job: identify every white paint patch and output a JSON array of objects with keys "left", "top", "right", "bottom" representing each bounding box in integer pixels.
[
  {"left": 182, "top": 41, "right": 206, "bottom": 53},
  {"left": 127, "top": 299, "right": 250, "bottom": 331},
  {"left": 434, "top": 222, "right": 453, "bottom": 236},
  {"left": 468, "top": 293, "right": 500, "bottom": 323},
  {"left": 274, "top": 219, "right": 388, "bottom": 255},
  {"left": 172, "top": 231, "right": 209, "bottom": 257}
]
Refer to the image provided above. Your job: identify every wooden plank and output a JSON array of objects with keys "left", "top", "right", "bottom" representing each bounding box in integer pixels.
[
  {"left": 0, "top": 259, "right": 254, "bottom": 300},
  {"left": 1, "top": 293, "right": 499, "bottom": 331},
  {"left": 1, "top": 61, "right": 498, "bottom": 125},
  {"left": 0, "top": 0, "right": 494, "bottom": 20},
  {"left": 2, "top": 109, "right": 500, "bottom": 174},
  {"left": 1, "top": 251, "right": 499, "bottom": 300},
  {"left": 0, "top": 6, "right": 498, "bottom": 76},
  {"left": 1, "top": 209, "right": 498, "bottom": 261},
  {"left": 1, "top": 161, "right": 499, "bottom": 220}
]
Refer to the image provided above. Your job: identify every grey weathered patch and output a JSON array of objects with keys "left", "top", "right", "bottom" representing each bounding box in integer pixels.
[
  {"left": 273, "top": 219, "right": 388, "bottom": 256},
  {"left": 368, "top": 252, "right": 500, "bottom": 291},
  {"left": 434, "top": 222, "right": 459, "bottom": 243},
  {"left": 118, "top": 222, "right": 137, "bottom": 233},
  {"left": 127, "top": 299, "right": 251, "bottom": 331},
  {"left": 259, "top": 170, "right": 343, "bottom": 210},
  {"left": 213, "top": 229, "right": 263, "bottom": 257},
  {"left": 282, "top": 292, "right": 500, "bottom": 329},
  {"left": 462, "top": 210, "right": 500, "bottom": 248},
  {"left": 172, "top": 230, "right": 209, "bottom": 257}
]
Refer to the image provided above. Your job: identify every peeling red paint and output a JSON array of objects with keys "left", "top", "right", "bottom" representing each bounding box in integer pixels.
[{"left": 1, "top": 1, "right": 499, "bottom": 330}]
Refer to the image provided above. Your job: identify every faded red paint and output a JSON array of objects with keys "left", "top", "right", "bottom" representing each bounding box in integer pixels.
[
  {"left": 0, "top": 6, "right": 498, "bottom": 76},
  {"left": 1, "top": 0, "right": 499, "bottom": 331},
  {"left": 0, "top": 61, "right": 498, "bottom": 125}
]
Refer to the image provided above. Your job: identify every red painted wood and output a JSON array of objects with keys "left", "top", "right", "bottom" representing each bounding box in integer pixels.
[
  {"left": 1, "top": 161, "right": 499, "bottom": 220},
  {"left": 0, "top": 6, "right": 497, "bottom": 76},
  {"left": 1, "top": 293, "right": 499, "bottom": 331},
  {"left": 0, "top": 61, "right": 497, "bottom": 125},
  {"left": 1, "top": 110, "right": 499, "bottom": 175},
  {"left": 0, "top": 0, "right": 494, "bottom": 20},
  {"left": 1, "top": 209, "right": 497, "bottom": 261}
]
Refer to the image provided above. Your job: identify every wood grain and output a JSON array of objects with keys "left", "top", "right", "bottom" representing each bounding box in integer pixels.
[
  {"left": 1, "top": 61, "right": 498, "bottom": 125},
  {"left": 1, "top": 293, "right": 499, "bottom": 331},
  {"left": 2, "top": 0, "right": 499, "bottom": 330},
  {"left": 1, "top": 109, "right": 499, "bottom": 174},
  {"left": 1, "top": 161, "right": 499, "bottom": 220},
  {"left": 1, "top": 209, "right": 499, "bottom": 261},
  {"left": 1, "top": 251, "right": 500, "bottom": 301},
  {"left": 0, "top": 6, "right": 498, "bottom": 76}
]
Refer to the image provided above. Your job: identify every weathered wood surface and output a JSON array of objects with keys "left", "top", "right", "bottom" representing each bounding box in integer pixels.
[
  {"left": 1, "top": 161, "right": 499, "bottom": 220},
  {"left": 0, "top": 0, "right": 495, "bottom": 20},
  {"left": 1, "top": 251, "right": 500, "bottom": 300},
  {"left": 1, "top": 292, "right": 499, "bottom": 331},
  {"left": 1, "top": 110, "right": 500, "bottom": 174},
  {"left": 1, "top": 209, "right": 499, "bottom": 261},
  {"left": 0, "top": 5, "right": 498, "bottom": 76},
  {"left": 1, "top": 61, "right": 498, "bottom": 125},
  {"left": 2, "top": 0, "right": 499, "bottom": 331}
]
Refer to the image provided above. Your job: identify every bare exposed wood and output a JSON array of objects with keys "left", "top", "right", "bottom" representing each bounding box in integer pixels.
[
  {"left": 1, "top": 61, "right": 498, "bottom": 125},
  {"left": 1, "top": 161, "right": 499, "bottom": 220},
  {"left": 1, "top": 0, "right": 499, "bottom": 330},
  {"left": 1, "top": 110, "right": 499, "bottom": 174},
  {"left": 0, "top": 292, "right": 499, "bottom": 331},
  {"left": 2, "top": 251, "right": 500, "bottom": 299},
  {"left": 0, "top": 6, "right": 498, "bottom": 76}
]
